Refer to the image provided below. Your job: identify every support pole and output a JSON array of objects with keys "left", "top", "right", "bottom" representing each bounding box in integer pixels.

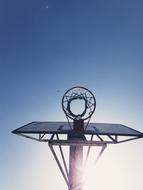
[
  {"left": 68, "top": 120, "right": 85, "bottom": 190},
  {"left": 49, "top": 144, "right": 69, "bottom": 186}
]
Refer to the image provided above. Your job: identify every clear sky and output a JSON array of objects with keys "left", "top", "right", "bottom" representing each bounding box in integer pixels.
[{"left": 0, "top": 0, "right": 143, "bottom": 190}]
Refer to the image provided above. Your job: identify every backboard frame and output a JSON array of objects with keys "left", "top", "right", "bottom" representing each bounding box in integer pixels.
[{"left": 12, "top": 121, "right": 143, "bottom": 145}]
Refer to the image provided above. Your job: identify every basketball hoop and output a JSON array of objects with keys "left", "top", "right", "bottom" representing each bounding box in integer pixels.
[{"left": 62, "top": 86, "right": 96, "bottom": 120}]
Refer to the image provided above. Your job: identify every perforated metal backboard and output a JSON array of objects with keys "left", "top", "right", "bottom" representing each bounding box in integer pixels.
[{"left": 12, "top": 122, "right": 143, "bottom": 144}]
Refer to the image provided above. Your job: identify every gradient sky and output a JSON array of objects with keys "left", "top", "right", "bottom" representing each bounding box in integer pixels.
[{"left": 0, "top": 0, "right": 143, "bottom": 190}]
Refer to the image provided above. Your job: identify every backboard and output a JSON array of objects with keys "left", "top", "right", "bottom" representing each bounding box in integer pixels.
[{"left": 12, "top": 121, "right": 143, "bottom": 145}]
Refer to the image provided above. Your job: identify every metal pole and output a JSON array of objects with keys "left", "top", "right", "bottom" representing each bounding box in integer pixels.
[{"left": 68, "top": 120, "right": 85, "bottom": 190}]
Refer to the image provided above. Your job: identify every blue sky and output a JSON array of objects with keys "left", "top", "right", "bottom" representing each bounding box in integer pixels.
[{"left": 0, "top": 0, "right": 143, "bottom": 190}]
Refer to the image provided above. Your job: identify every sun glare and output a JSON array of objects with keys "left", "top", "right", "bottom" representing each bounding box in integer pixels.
[{"left": 82, "top": 146, "right": 112, "bottom": 190}]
